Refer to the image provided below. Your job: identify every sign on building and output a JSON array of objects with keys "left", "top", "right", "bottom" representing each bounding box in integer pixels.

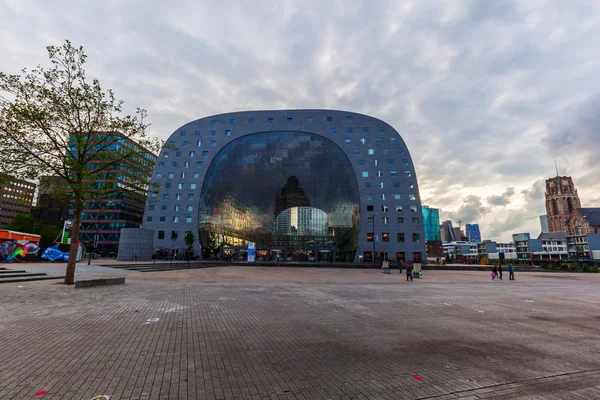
[{"left": 248, "top": 242, "right": 255, "bottom": 262}]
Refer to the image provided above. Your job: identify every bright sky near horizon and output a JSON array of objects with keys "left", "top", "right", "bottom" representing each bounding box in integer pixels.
[{"left": 2, "top": 0, "right": 599, "bottom": 242}]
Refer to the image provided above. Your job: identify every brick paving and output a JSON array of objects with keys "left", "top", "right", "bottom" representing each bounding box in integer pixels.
[{"left": 1, "top": 269, "right": 599, "bottom": 399}]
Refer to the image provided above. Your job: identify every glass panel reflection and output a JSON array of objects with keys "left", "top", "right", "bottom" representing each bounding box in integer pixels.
[{"left": 199, "top": 131, "right": 360, "bottom": 261}]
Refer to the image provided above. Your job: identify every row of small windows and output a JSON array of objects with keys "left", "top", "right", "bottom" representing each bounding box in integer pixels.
[
  {"left": 363, "top": 171, "right": 413, "bottom": 178},
  {"left": 178, "top": 116, "right": 383, "bottom": 131},
  {"left": 155, "top": 171, "right": 201, "bottom": 179},
  {"left": 166, "top": 139, "right": 400, "bottom": 153},
  {"left": 365, "top": 193, "right": 417, "bottom": 201},
  {"left": 154, "top": 182, "right": 197, "bottom": 189},
  {"left": 148, "top": 216, "right": 194, "bottom": 223},
  {"left": 158, "top": 161, "right": 206, "bottom": 168},
  {"left": 365, "top": 204, "right": 418, "bottom": 213},
  {"left": 148, "top": 204, "right": 194, "bottom": 212},
  {"left": 161, "top": 194, "right": 195, "bottom": 200},
  {"left": 353, "top": 148, "right": 404, "bottom": 156},
  {"left": 360, "top": 159, "right": 410, "bottom": 166},
  {"left": 367, "top": 215, "right": 420, "bottom": 224},
  {"left": 366, "top": 232, "right": 421, "bottom": 243},
  {"left": 365, "top": 182, "right": 415, "bottom": 190}
]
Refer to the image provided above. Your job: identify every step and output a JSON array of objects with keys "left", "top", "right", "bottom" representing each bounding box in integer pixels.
[
  {"left": 0, "top": 276, "right": 65, "bottom": 284},
  {"left": 0, "top": 273, "right": 49, "bottom": 279},
  {"left": 0, "top": 270, "right": 27, "bottom": 274}
]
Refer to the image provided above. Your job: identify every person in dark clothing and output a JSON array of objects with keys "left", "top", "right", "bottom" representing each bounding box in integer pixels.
[
  {"left": 498, "top": 265, "right": 503, "bottom": 280},
  {"left": 398, "top": 261, "right": 404, "bottom": 274},
  {"left": 491, "top": 266, "right": 497, "bottom": 280},
  {"left": 406, "top": 264, "right": 413, "bottom": 281},
  {"left": 508, "top": 264, "right": 515, "bottom": 280}
]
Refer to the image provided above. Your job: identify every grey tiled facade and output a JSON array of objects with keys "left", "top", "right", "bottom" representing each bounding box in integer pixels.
[
  {"left": 143, "top": 110, "right": 426, "bottom": 263},
  {"left": 116, "top": 228, "right": 155, "bottom": 261}
]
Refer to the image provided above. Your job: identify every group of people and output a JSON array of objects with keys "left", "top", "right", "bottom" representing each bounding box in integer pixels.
[{"left": 491, "top": 264, "right": 515, "bottom": 281}]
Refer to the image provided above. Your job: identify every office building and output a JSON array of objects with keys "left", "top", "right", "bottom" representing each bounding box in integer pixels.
[
  {"left": 0, "top": 174, "right": 36, "bottom": 228},
  {"left": 70, "top": 133, "right": 156, "bottom": 254},
  {"left": 422, "top": 206, "right": 441, "bottom": 241},
  {"left": 465, "top": 223, "right": 481, "bottom": 242}
]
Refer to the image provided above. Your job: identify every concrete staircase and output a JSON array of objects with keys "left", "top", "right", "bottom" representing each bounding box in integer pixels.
[{"left": 0, "top": 267, "right": 65, "bottom": 284}]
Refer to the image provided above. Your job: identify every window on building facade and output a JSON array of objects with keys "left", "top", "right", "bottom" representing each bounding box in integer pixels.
[
  {"left": 382, "top": 148, "right": 389, "bottom": 154},
  {"left": 268, "top": 118, "right": 274, "bottom": 124},
  {"left": 327, "top": 116, "right": 332, "bottom": 122},
  {"left": 379, "top": 182, "right": 384, "bottom": 188},
  {"left": 159, "top": 216, "right": 166, "bottom": 222},
  {"left": 188, "top": 194, "right": 195, "bottom": 200},
  {"left": 186, "top": 217, "right": 192, "bottom": 223},
  {"left": 413, "top": 233, "right": 420, "bottom": 242},
  {"left": 190, "top": 183, "right": 196, "bottom": 189},
  {"left": 158, "top": 230, "right": 165, "bottom": 239},
  {"left": 360, "top": 138, "right": 367, "bottom": 144},
  {"left": 410, "top": 206, "right": 417, "bottom": 212},
  {"left": 412, "top": 217, "right": 419, "bottom": 224},
  {"left": 381, "top": 193, "right": 386, "bottom": 200},
  {"left": 193, "top": 172, "right": 199, "bottom": 179},
  {"left": 197, "top": 162, "right": 203, "bottom": 168},
  {"left": 175, "top": 194, "right": 182, "bottom": 200},
  {"left": 229, "top": 119, "right": 235, "bottom": 125},
  {"left": 203, "top": 151, "right": 209, "bottom": 156},
  {"left": 405, "top": 170, "right": 412, "bottom": 177},
  {"left": 180, "top": 130, "right": 186, "bottom": 136},
  {"left": 171, "top": 230, "right": 178, "bottom": 240},
  {"left": 146, "top": 216, "right": 153, "bottom": 222},
  {"left": 345, "top": 138, "right": 351, "bottom": 143},
  {"left": 381, "top": 205, "right": 388, "bottom": 212},
  {"left": 367, "top": 194, "right": 373, "bottom": 200},
  {"left": 368, "top": 216, "right": 374, "bottom": 223},
  {"left": 367, "top": 232, "right": 373, "bottom": 242},
  {"left": 210, "top": 119, "right": 216, "bottom": 125},
  {"left": 347, "top": 127, "right": 353, "bottom": 133},
  {"left": 397, "top": 217, "right": 404, "bottom": 223},
  {"left": 195, "top": 130, "right": 201, "bottom": 136},
  {"left": 376, "top": 137, "right": 382, "bottom": 144},
  {"left": 168, "top": 173, "right": 174, "bottom": 179},
  {"left": 330, "top": 128, "right": 336, "bottom": 133},
  {"left": 307, "top": 117, "right": 312, "bottom": 123},
  {"left": 248, "top": 118, "right": 255, "bottom": 124},
  {"left": 163, "top": 194, "right": 169, "bottom": 200},
  {"left": 365, "top": 182, "right": 371, "bottom": 188},
  {"left": 189, "top": 151, "right": 195, "bottom": 157},
  {"left": 409, "top": 194, "right": 416, "bottom": 201},
  {"left": 181, "top": 172, "right": 186, "bottom": 178},
  {"left": 359, "top": 160, "right": 365, "bottom": 165},
  {"left": 187, "top": 205, "right": 194, "bottom": 212},
  {"left": 382, "top": 233, "right": 390, "bottom": 242},
  {"left": 161, "top": 205, "right": 167, "bottom": 211},
  {"left": 164, "top": 151, "right": 169, "bottom": 158},
  {"left": 211, "top": 141, "right": 216, "bottom": 147},
  {"left": 177, "top": 183, "right": 184, "bottom": 189},
  {"left": 367, "top": 205, "right": 373, "bottom": 211},
  {"left": 396, "top": 206, "right": 403, "bottom": 212},
  {"left": 397, "top": 233, "right": 405, "bottom": 242},
  {"left": 176, "top": 151, "right": 182, "bottom": 157},
  {"left": 225, "top": 130, "right": 231, "bottom": 136},
  {"left": 171, "top": 162, "right": 177, "bottom": 167},
  {"left": 382, "top": 217, "right": 389, "bottom": 224},
  {"left": 363, "top": 127, "right": 369, "bottom": 133},
  {"left": 362, "top": 171, "right": 369, "bottom": 177},
  {"left": 174, "top": 205, "right": 180, "bottom": 211},
  {"left": 394, "top": 194, "right": 401, "bottom": 200}
]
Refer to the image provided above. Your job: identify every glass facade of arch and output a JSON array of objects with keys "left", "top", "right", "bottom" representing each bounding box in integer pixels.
[{"left": 198, "top": 131, "right": 360, "bottom": 261}]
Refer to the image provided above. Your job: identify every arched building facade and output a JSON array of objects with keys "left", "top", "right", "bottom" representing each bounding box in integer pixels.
[{"left": 142, "top": 110, "right": 425, "bottom": 263}]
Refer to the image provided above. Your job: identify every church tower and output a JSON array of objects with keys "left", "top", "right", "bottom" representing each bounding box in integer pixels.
[{"left": 545, "top": 176, "right": 581, "bottom": 232}]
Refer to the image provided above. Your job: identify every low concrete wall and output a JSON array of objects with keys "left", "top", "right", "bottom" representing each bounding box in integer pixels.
[{"left": 117, "top": 228, "right": 154, "bottom": 262}]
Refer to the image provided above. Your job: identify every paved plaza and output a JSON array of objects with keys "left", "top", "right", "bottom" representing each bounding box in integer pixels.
[{"left": 1, "top": 267, "right": 600, "bottom": 399}]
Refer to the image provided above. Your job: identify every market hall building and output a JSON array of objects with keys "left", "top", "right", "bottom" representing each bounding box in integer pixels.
[{"left": 142, "top": 110, "right": 425, "bottom": 264}]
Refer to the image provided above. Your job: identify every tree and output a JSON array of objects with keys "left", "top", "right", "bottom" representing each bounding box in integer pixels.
[
  {"left": 0, "top": 41, "right": 162, "bottom": 284},
  {"left": 5, "top": 214, "right": 61, "bottom": 246},
  {"left": 184, "top": 231, "right": 195, "bottom": 250}
]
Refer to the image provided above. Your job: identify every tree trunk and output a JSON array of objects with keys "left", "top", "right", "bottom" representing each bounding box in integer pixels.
[{"left": 64, "top": 191, "right": 83, "bottom": 284}]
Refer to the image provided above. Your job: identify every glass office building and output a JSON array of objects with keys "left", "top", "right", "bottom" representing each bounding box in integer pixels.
[
  {"left": 465, "top": 224, "right": 481, "bottom": 242},
  {"left": 143, "top": 110, "right": 426, "bottom": 263},
  {"left": 422, "top": 206, "right": 441, "bottom": 241}
]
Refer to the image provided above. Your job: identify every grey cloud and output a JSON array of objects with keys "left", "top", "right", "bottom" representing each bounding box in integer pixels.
[
  {"left": 442, "top": 195, "right": 491, "bottom": 224},
  {"left": 486, "top": 187, "right": 516, "bottom": 206}
]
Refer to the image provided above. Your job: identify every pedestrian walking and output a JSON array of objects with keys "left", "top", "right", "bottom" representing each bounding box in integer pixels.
[
  {"left": 491, "top": 266, "right": 497, "bottom": 280},
  {"left": 508, "top": 264, "right": 515, "bottom": 280},
  {"left": 398, "top": 260, "right": 404, "bottom": 274},
  {"left": 498, "top": 264, "right": 503, "bottom": 280},
  {"left": 406, "top": 264, "right": 413, "bottom": 281}
]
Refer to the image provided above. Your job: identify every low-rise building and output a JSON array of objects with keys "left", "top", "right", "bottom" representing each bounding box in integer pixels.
[
  {"left": 534, "top": 231, "right": 568, "bottom": 260},
  {"left": 512, "top": 232, "right": 542, "bottom": 262}
]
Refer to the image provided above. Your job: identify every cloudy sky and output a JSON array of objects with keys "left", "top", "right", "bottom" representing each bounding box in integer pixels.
[{"left": 2, "top": 0, "right": 599, "bottom": 242}]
